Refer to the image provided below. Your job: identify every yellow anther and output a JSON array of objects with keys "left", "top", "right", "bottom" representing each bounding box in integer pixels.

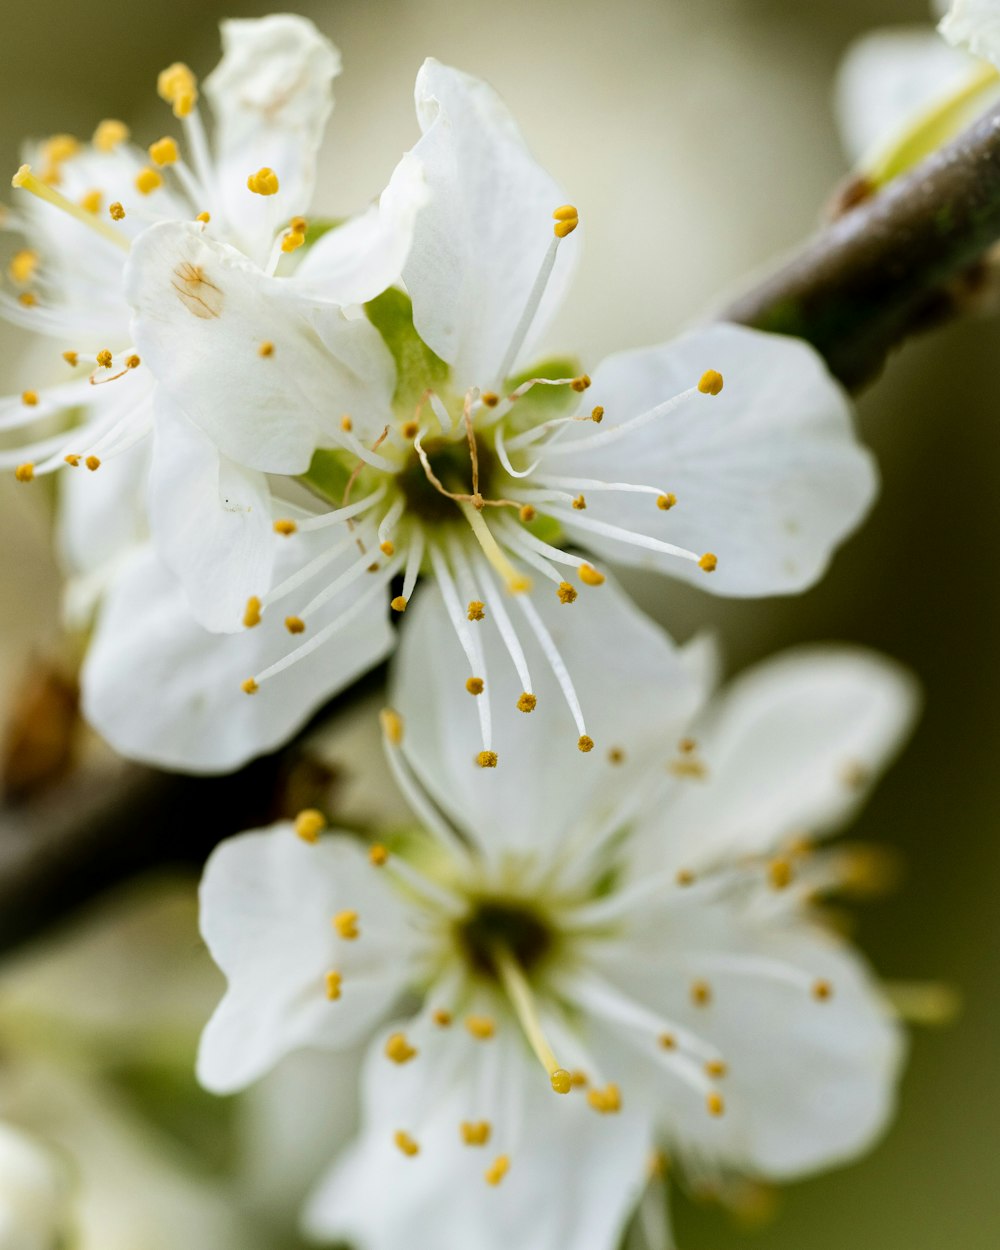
[
  {"left": 14, "top": 463, "right": 34, "bottom": 483},
  {"left": 400, "top": 419, "right": 420, "bottom": 440},
  {"left": 93, "top": 119, "right": 130, "bottom": 152},
  {"left": 135, "top": 167, "right": 163, "bottom": 196},
  {"left": 467, "top": 600, "right": 485, "bottom": 621},
  {"left": 285, "top": 616, "right": 306, "bottom": 634},
  {"left": 461, "top": 1121, "right": 492, "bottom": 1146},
  {"left": 21, "top": 390, "right": 38, "bottom": 407},
  {"left": 11, "top": 165, "right": 32, "bottom": 189},
  {"left": 149, "top": 136, "right": 179, "bottom": 167},
  {"left": 157, "top": 62, "right": 198, "bottom": 118},
  {"left": 294, "top": 808, "right": 325, "bottom": 843},
  {"left": 705, "top": 1059, "right": 728, "bottom": 1078},
  {"left": 125, "top": 354, "right": 141, "bottom": 369},
  {"left": 706, "top": 1092, "right": 725, "bottom": 1117},
  {"left": 384, "top": 1032, "right": 418, "bottom": 1064},
  {"left": 578, "top": 735, "right": 594, "bottom": 753},
  {"left": 518, "top": 504, "right": 536, "bottom": 523},
  {"left": 657, "top": 492, "right": 677, "bottom": 510},
  {"left": 579, "top": 563, "right": 605, "bottom": 587},
  {"left": 813, "top": 979, "right": 833, "bottom": 1001},
  {"left": 390, "top": 595, "right": 408, "bottom": 613},
  {"left": 477, "top": 750, "right": 498, "bottom": 769},
  {"left": 608, "top": 746, "right": 625, "bottom": 764},
  {"left": 464, "top": 1015, "right": 496, "bottom": 1040},
  {"left": 247, "top": 167, "right": 280, "bottom": 196},
  {"left": 587, "top": 1083, "right": 622, "bottom": 1114},
  {"left": 79, "top": 189, "right": 102, "bottom": 215},
  {"left": 569, "top": 1070, "right": 589, "bottom": 1087},
  {"left": 325, "top": 970, "right": 342, "bottom": 1000},
  {"left": 369, "top": 843, "right": 389, "bottom": 867},
  {"left": 272, "top": 518, "right": 297, "bottom": 537},
  {"left": 380, "top": 708, "right": 404, "bottom": 745},
  {"left": 557, "top": 581, "right": 578, "bottom": 604},
  {"left": 658, "top": 1032, "right": 676, "bottom": 1050},
  {"left": 553, "top": 203, "right": 579, "bottom": 238},
  {"left": 290, "top": 216, "right": 307, "bottom": 233},
  {"left": 241, "top": 677, "right": 259, "bottom": 695},
  {"left": 379, "top": 540, "right": 395, "bottom": 557},
  {"left": 41, "top": 134, "right": 79, "bottom": 168},
  {"left": 62, "top": 350, "right": 79, "bottom": 367},
  {"left": 109, "top": 201, "right": 125, "bottom": 221},
  {"left": 8, "top": 249, "right": 39, "bottom": 286},
  {"left": 333, "top": 910, "right": 359, "bottom": 940},
  {"left": 484, "top": 1155, "right": 510, "bottom": 1186},
  {"left": 550, "top": 1068, "right": 572, "bottom": 1095},
  {"left": 570, "top": 374, "right": 592, "bottom": 392},
  {"left": 572, "top": 493, "right": 587, "bottom": 510},
  {"left": 698, "top": 369, "right": 724, "bottom": 396},
  {"left": 699, "top": 552, "right": 717, "bottom": 573},
  {"left": 17, "top": 292, "right": 37, "bottom": 307},
  {"left": 675, "top": 869, "right": 695, "bottom": 887},
  {"left": 768, "top": 858, "right": 793, "bottom": 890},
  {"left": 393, "top": 1130, "right": 419, "bottom": 1157},
  {"left": 340, "top": 414, "right": 353, "bottom": 432},
  {"left": 64, "top": 455, "right": 80, "bottom": 467},
  {"left": 281, "top": 230, "right": 306, "bottom": 253},
  {"left": 85, "top": 455, "right": 101, "bottom": 471},
  {"left": 96, "top": 349, "right": 113, "bottom": 369},
  {"left": 433, "top": 1008, "right": 452, "bottom": 1028},
  {"left": 196, "top": 211, "right": 211, "bottom": 223},
  {"left": 517, "top": 692, "right": 537, "bottom": 713},
  {"left": 691, "top": 980, "right": 712, "bottom": 1007},
  {"left": 243, "top": 596, "right": 262, "bottom": 628},
  {"left": 590, "top": 405, "right": 604, "bottom": 422},
  {"left": 466, "top": 677, "right": 485, "bottom": 696}
]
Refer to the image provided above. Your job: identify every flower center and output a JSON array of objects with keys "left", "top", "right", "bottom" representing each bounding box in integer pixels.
[
  {"left": 455, "top": 896, "right": 555, "bottom": 980},
  {"left": 395, "top": 433, "right": 498, "bottom": 524}
]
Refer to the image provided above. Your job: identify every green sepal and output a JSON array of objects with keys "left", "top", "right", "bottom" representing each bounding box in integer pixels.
[
  {"left": 299, "top": 447, "right": 353, "bottom": 506},
  {"left": 365, "top": 287, "right": 450, "bottom": 416}
]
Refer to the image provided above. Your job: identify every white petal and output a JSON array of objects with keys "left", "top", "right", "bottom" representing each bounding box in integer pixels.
[
  {"left": 835, "top": 28, "right": 985, "bottom": 165},
  {"left": 305, "top": 1016, "right": 650, "bottom": 1250},
  {"left": 0, "top": 1123, "right": 69, "bottom": 1250},
  {"left": 198, "top": 825, "right": 414, "bottom": 1094},
  {"left": 552, "top": 324, "right": 877, "bottom": 596},
  {"left": 402, "top": 59, "right": 575, "bottom": 389},
  {"left": 940, "top": 0, "right": 1000, "bottom": 68},
  {"left": 124, "top": 221, "right": 395, "bottom": 472},
  {"left": 80, "top": 544, "right": 394, "bottom": 773},
  {"left": 149, "top": 396, "right": 273, "bottom": 633},
  {"left": 293, "top": 153, "right": 428, "bottom": 306},
  {"left": 593, "top": 908, "right": 903, "bottom": 1180},
  {"left": 204, "top": 15, "right": 342, "bottom": 262},
  {"left": 641, "top": 646, "right": 920, "bottom": 872},
  {"left": 390, "top": 570, "right": 707, "bottom": 864}
]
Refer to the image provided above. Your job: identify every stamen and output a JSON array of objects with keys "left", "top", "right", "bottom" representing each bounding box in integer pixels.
[
  {"left": 460, "top": 502, "right": 530, "bottom": 593},
  {"left": 294, "top": 808, "right": 325, "bottom": 843},
  {"left": 546, "top": 506, "right": 703, "bottom": 567},
  {"left": 247, "top": 167, "right": 280, "bottom": 196},
  {"left": 464, "top": 1015, "right": 496, "bottom": 1041},
  {"left": 535, "top": 385, "right": 702, "bottom": 458},
  {"left": 578, "top": 564, "right": 604, "bottom": 587},
  {"left": 62, "top": 351, "right": 78, "bottom": 367},
  {"left": 433, "top": 1009, "right": 453, "bottom": 1028},
  {"left": 515, "top": 593, "right": 588, "bottom": 739},
  {"left": 477, "top": 751, "right": 498, "bottom": 768},
  {"left": 587, "top": 1083, "right": 622, "bottom": 1114},
  {"left": 384, "top": 1032, "right": 418, "bottom": 1064},
  {"left": 135, "top": 168, "right": 163, "bottom": 196},
  {"left": 467, "top": 600, "right": 485, "bottom": 621},
  {"left": 472, "top": 554, "right": 536, "bottom": 701},
  {"left": 492, "top": 945, "right": 571, "bottom": 1095},
  {"left": 109, "top": 202, "right": 125, "bottom": 221},
  {"left": 461, "top": 1121, "right": 492, "bottom": 1146},
  {"left": 11, "top": 166, "right": 129, "bottom": 252},
  {"left": 484, "top": 1155, "right": 510, "bottom": 1186},
  {"left": 393, "top": 1131, "right": 420, "bottom": 1157},
  {"left": 325, "top": 970, "right": 342, "bottom": 1000},
  {"left": 93, "top": 119, "right": 130, "bottom": 151},
  {"left": 157, "top": 62, "right": 198, "bottom": 118},
  {"left": 333, "top": 910, "right": 359, "bottom": 940},
  {"left": 697, "top": 369, "right": 724, "bottom": 395},
  {"left": 429, "top": 544, "right": 493, "bottom": 752},
  {"left": 273, "top": 519, "right": 297, "bottom": 536},
  {"left": 8, "top": 249, "right": 38, "bottom": 286},
  {"left": 297, "top": 486, "right": 387, "bottom": 533},
  {"left": 369, "top": 844, "right": 389, "bottom": 866}
]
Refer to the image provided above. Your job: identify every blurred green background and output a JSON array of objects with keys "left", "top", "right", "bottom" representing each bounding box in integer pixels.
[{"left": 0, "top": 0, "right": 997, "bottom": 1246}]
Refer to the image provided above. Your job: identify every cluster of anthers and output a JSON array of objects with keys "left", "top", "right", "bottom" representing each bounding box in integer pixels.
[
  {"left": 2, "top": 60, "right": 307, "bottom": 486},
  {"left": 238, "top": 205, "right": 723, "bottom": 768},
  {"left": 277, "top": 709, "right": 856, "bottom": 1188}
]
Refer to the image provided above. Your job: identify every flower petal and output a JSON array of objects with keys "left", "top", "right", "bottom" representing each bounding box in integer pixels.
[
  {"left": 305, "top": 1014, "right": 650, "bottom": 1250},
  {"left": 203, "top": 15, "right": 342, "bottom": 263},
  {"left": 402, "top": 59, "right": 575, "bottom": 389},
  {"left": 81, "top": 544, "right": 394, "bottom": 773},
  {"left": 640, "top": 646, "right": 920, "bottom": 873},
  {"left": 940, "top": 0, "right": 1000, "bottom": 68},
  {"left": 149, "top": 396, "right": 273, "bottom": 633},
  {"left": 550, "top": 324, "right": 877, "bottom": 596},
  {"left": 198, "top": 825, "right": 415, "bottom": 1094},
  {"left": 124, "top": 220, "right": 395, "bottom": 473},
  {"left": 292, "top": 152, "right": 427, "bottom": 307},
  {"left": 390, "top": 570, "right": 707, "bottom": 864}
]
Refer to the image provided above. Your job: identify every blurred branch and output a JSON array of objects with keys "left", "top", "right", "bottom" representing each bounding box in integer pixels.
[
  {"left": 724, "top": 101, "right": 1000, "bottom": 388},
  {"left": 8, "top": 105, "right": 1000, "bottom": 952}
]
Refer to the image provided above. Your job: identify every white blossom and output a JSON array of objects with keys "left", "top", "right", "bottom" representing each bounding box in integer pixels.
[{"left": 0, "top": 1123, "right": 70, "bottom": 1250}]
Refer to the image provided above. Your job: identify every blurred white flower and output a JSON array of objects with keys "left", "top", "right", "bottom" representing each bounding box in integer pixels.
[
  {"left": 96, "top": 57, "right": 875, "bottom": 773},
  {"left": 197, "top": 585, "right": 917, "bottom": 1250},
  {"left": 939, "top": 0, "right": 1000, "bottom": 65},
  {"left": 0, "top": 1122, "right": 69, "bottom": 1250}
]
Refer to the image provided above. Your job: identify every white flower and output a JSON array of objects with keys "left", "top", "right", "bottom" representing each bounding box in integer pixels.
[
  {"left": 0, "top": 1122, "right": 70, "bottom": 1250},
  {"left": 939, "top": 0, "right": 1000, "bottom": 65},
  {"left": 1, "top": 15, "right": 422, "bottom": 632},
  {"left": 113, "top": 58, "right": 876, "bottom": 770},
  {"left": 196, "top": 583, "right": 917, "bottom": 1250}
]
